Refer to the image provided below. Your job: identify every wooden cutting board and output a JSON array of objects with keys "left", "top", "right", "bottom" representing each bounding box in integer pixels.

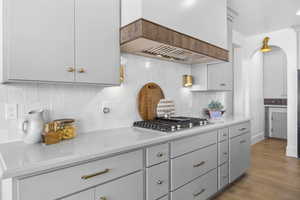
[{"left": 138, "top": 82, "right": 165, "bottom": 120}]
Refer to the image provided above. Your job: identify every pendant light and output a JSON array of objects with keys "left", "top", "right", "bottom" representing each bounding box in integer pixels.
[{"left": 260, "top": 37, "right": 272, "bottom": 53}]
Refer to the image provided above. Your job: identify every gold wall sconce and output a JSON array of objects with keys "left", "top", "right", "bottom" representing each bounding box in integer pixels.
[
  {"left": 260, "top": 37, "right": 272, "bottom": 53},
  {"left": 120, "top": 65, "right": 125, "bottom": 83},
  {"left": 183, "top": 75, "right": 193, "bottom": 87}
]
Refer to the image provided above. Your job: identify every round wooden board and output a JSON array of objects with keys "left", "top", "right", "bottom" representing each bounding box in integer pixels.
[{"left": 138, "top": 82, "right": 165, "bottom": 120}]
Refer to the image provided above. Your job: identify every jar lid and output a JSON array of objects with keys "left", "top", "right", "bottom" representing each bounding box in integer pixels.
[{"left": 53, "top": 119, "right": 75, "bottom": 124}]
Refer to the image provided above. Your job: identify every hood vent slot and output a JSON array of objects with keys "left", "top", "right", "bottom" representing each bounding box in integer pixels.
[{"left": 142, "top": 45, "right": 190, "bottom": 62}]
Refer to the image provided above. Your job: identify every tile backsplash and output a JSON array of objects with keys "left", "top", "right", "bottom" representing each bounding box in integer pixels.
[{"left": 0, "top": 54, "right": 232, "bottom": 143}]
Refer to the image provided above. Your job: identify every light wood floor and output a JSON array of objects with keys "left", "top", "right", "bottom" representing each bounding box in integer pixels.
[{"left": 215, "top": 139, "right": 300, "bottom": 200}]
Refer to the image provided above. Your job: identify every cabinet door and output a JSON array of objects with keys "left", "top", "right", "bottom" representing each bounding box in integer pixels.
[
  {"left": 75, "top": 0, "right": 120, "bottom": 85},
  {"left": 6, "top": 0, "right": 75, "bottom": 82},
  {"left": 271, "top": 110, "right": 287, "bottom": 139},
  {"left": 62, "top": 190, "right": 94, "bottom": 200},
  {"left": 229, "top": 133, "right": 251, "bottom": 183},
  {"left": 207, "top": 63, "right": 232, "bottom": 91}
]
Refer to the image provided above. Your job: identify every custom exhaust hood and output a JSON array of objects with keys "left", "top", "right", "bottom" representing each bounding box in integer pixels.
[{"left": 120, "top": 19, "right": 229, "bottom": 64}]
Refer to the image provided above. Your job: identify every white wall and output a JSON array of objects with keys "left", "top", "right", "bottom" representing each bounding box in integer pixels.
[
  {"left": 232, "top": 30, "right": 248, "bottom": 117},
  {"left": 247, "top": 51, "right": 265, "bottom": 141},
  {"left": 263, "top": 47, "right": 287, "bottom": 99},
  {"left": 0, "top": 54, "right": 232, "bottom": 144},
  {"left": 244, "top": 29, "right": 297, "bottom": 157}
]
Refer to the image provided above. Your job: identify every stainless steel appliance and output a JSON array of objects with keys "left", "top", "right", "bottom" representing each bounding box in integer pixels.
[{"left": 133, "top": 117, "right": 208, "bottom": 132}]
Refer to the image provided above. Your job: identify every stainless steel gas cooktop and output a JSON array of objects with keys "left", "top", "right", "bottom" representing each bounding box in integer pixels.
[{"left": 133, "top": 117, "right": 209, "bottom": 132}]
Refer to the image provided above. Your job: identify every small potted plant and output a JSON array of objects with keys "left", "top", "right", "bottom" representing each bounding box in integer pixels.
[{"left": 207, "top": 100, "right": 225, "bottom": 120}]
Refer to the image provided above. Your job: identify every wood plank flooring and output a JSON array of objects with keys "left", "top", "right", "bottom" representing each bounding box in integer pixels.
[{"left": 215, "top": 139, "right": 300, "bottom": 200}]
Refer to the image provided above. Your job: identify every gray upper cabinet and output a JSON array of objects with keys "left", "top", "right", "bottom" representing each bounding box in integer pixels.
[
  {"left": 3, "top": 0, "right": 120, "bottom": 85},
  {"left": 75, "top": 0, "right": 120, "bottom": 85}
]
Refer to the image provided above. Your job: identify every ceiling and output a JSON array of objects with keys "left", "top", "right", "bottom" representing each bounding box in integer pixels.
[{"left": 228, "top": 0, "right": 300, "bottom": 36}]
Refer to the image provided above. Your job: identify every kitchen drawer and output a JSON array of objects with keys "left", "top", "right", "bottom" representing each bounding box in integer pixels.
[
  {"left": 159, "top": 196, "right": 168, "bottom": 200},
  {"left": 218, "top": 140, "right": 228, "bottom": 166},
  {"left": 229, "top": 122, "right": 250, "bottom": 138},
  {"left": 170, "top": 131, "right": 217, "bottom": 158},
  {"left": 218, "top": 163, "right": 229, "bottom": 190},
  {"left": 146, "top": 162, "right": 169, "bottom": 200},
  {"left": 171, "top": 144, "right": 217, "bottom": 191},
  {"left": 61, "top": 189, "right": 94, "bottom": 200},
  {"left": 218, "top": 128, "right": 229, "bottom": 142},
  {"left": 95, "top": 172, "right": 143, "bottom": 200},
  {"left": 171, "top": 169, "right": 217, "bottom": 200},
  {"left": 146, "top": 143, "right": 169, "bottom": 167},
  {"left": 17, "top": 150, "right": 143, "bottom": 200}
]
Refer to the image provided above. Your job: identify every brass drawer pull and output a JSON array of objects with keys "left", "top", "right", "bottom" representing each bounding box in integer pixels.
[
  {"left": 220, "top": 83, "right": 226, "bottom": 86},
  {"left": 223, "top": 152, "right": 228, "bottom": 156},
  {"left": 100, "top": 197, "right": 107, "bottom": 200},
  {"left": 81, "top": 169, "right": 110, "bottom": 180},
  {"left": 238, "top": 128, "right": 247, "bottom": 131},
  {"left": 193, "top": 161, "right": 206, "bottom": 168},
  {"left": 193, "top": 188, "right": 206, "bottom": 197},
  {"left": 156, "top": 180, "right": 164, "bottom": 185},
  {"left": 156, "top": 152, "right": 164, "bottom": 157},
  {"left": 240, "top": 140, "right": 246, "bottom": 144},
  {"left": 222, "top": 133, "right": 227, "bottom": 137}
]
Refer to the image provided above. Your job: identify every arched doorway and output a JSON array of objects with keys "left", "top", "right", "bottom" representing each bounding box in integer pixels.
[{"left": 248, "top": 45, "right": 288, "bottom": 147}]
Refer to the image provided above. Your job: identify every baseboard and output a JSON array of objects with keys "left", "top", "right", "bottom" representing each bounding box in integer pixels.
[
  {"left": 251, "top": 132, "right": 265, "bottom": 145},
  {"left": 286, "top": 145, "right": 298, "bottom": 158}
]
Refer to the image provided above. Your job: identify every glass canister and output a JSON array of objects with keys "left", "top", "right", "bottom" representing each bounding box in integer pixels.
[{"left": 53, "top": 119, "right": 76, "bottom": 140}]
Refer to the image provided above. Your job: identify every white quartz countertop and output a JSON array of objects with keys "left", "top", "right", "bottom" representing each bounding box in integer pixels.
[{"left": 0, "top": 116, "right": 250, "bottom": 179}]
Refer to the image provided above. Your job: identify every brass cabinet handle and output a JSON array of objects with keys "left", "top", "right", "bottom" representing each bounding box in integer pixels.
[
  {"left": 78, "top": 68, "right": 85, "bottom": 73},
  {"left": 220, "top": 83, "right": 226, "bottom": 86},
  {"left": 193, "top": 161, "right": 206, "bottom": 168},
  {"left": 156, "top": 180, "right": 164, "bottom": 185},
  {"left": 240, "top": 140, "right": 246, "bottom": 144},
  {"left": 67, "top": 67, "right": 75, "bottom": 72},
  {"left": 100, "top": 197, "right": 107, "bottom": 200},
  {"left": 223, "top": 152, "right": 228, "bottom": 156},
  {"left": 156, "top": 152, "right": 164, "bottom": 157},
  {"left": 193, "top": 188, "right": 206, "bottom": 197},
  {"left": 222, "top": 133, "right": 227, "bottom": 137},
  {"left": 238, "top": 128, "right": 247, "bottom": 131},
  {"left": 81, "top": 169, "right": 110, "bottom": 180}
]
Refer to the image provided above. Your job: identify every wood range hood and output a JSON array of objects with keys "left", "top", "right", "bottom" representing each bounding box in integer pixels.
[{"left": 120, "top": 19, "right": 229, "bottom": 64}]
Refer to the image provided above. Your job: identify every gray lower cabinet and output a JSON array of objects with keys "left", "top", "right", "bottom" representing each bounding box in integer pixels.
[
  {"left": 12, "top": 121, "right": 251, "bottom": 200},
  {"left": 229, "top": 133, "right": 251, "bottom": 183}
]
